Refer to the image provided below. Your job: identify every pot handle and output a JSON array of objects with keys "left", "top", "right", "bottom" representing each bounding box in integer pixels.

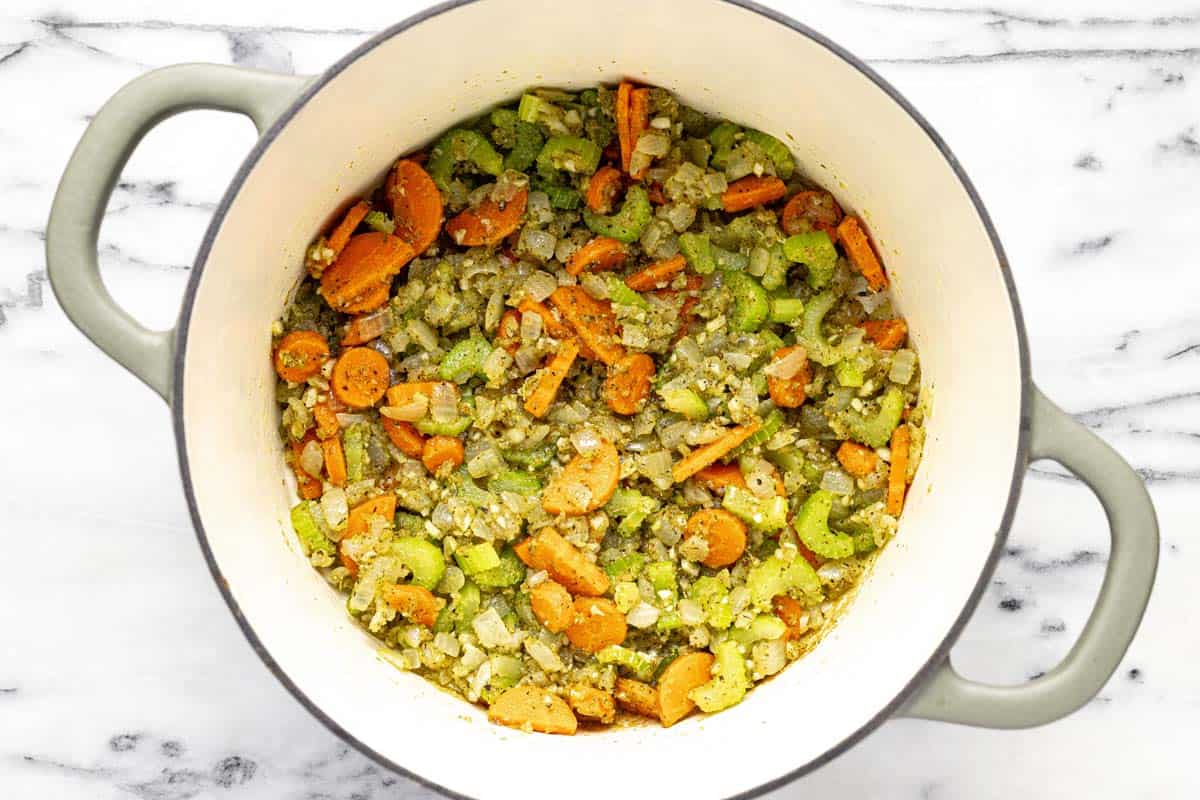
[
  {"left": 46, "top": 64, "right": 308, "bottom": 401},
  {"left": 900, "top": 386, "right": 1158, "bottom": 728}
]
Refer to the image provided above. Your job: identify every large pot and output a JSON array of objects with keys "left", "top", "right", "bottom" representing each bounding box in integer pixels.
[{"left": 46, "top": 2, "right": 1159, "bottom": 798}]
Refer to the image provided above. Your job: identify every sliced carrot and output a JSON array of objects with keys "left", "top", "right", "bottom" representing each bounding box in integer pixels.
[
  {"left": 837, "top": 441, "right": 878, "bottom": 478},
  {"left": 780, "top": 190, "right": 843, "bottom": 237},
  {"left": 319, "top": 232, "right": 414, "bottom": 313},
  {"left": 721, "top": 175, "right": 787, "bottom": 213},
  {"left": 330, "top": 347, "right": 390, "bottom": 408},
  {"left": 616, "top": 81, "right": 634, "bottom": 173},
  {"left": 488, "top": 685, "right": 577, "bottom": 735},
  {"left": 289, "top": 435, "right": 322, "bottom": 500},
  {"left": 548, "top": 286, "right": 625, "bottom": 365},
  {"left": 382, "top": 417, "right": 426, "bottom": 459},
  {"left": 585, "top": 166, "right": 624, "bottom": 214},
  {"left": 516, "top": 298, "right": 598, "bottom": 359},
  {"left": 657, "top": 651, "right": 714, "bottom": 727},
  {"left": 513, "top": 537, "right": 542, "bottom": 570},
  {"left": 887, "top": 423, "right": 911, "bottom": 516},
  {"left": 694, "top": 463, "right": 747, "bottom": 490},
  {"left": 385, "top": 380, "right": 458, "bottom": 408},
  {"left": 313, "top": 401, "right": 340, "bottom": 440},
  {"left": 628, "top": 88, "right": 651, "bottom": 179},
  {"left": 837, "top": 216, "right": 888, "bottom": 291},
  {"left": 346, "top": 495, "right": 397, "bottom": 539},
  {"left": 767, "top": 345, "right": 812, "bottom": 409},
  {"left": 625, "top": 254, "right": 687, "bottom": 292},
  {"left": 671, "top": 422, "right": 761, "bottom": 483},
  {"left": 326, "top": 200, "right": 372, "bottom": 257},
  {"left": 381, "top": 584, "right": 441, "bottom": 628},
  {"left": 566, "top": 683, "right": 616, "bottom": 724},
  {"left": 772, "top": 595, "right": 807, "bottom": 641},
  {"left": 525, "top": 528, "right": 611, "bottom": 596},
  {"left": 322, "top": 435, "right": 347, "bottom": 487},
  {"left": 445, "top": 187, "right": 528, "bottom": 247},
  {"left": 422, "top": 435, "right": 464, "bottom": 474},
  {"left": 524, "top": 340, "right": 581, "bottom": 419},
  {"left": 497, "top": 308, "right": 523, "bottom": 355},
  {"left": 385, "top": 159, "right": 443, "bottom": 255},
  {"left": 862, "top": 318, "right": 908, "bottom": 350},
  {"left": 602, "top": 352, "right": 655, "bottom": 415},
  {"left": 614, "top": 678, "right": 660, "bottom": 719},
  {"left": 274, "top": 330, "right": 330, "bottom": 384},
  {"left": 567, "top": 236, "right": 627, "bottom": 276},
  {"left": 530, "top": 579, "right": 575, "bottom": 633},
  {"left": 566, "top": 597, "right": 627, "bottom": 653},
  {"left": 685, "top": 508, "right": 747, "bottom": 568},
  {"left": 542, "top": 438, "right": 621, "bottom": 518}
]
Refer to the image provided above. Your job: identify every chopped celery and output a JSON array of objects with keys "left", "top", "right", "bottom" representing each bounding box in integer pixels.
[
  {"left": 708, "top": 121, "right": 741, "bottom": 169},
  {"left": 343, "top": 423, "right": 369, "bottom": 482},
  {"left": 536, "top": 135, "right": 602, "bottom": 179},
  {"left": 608, "top": 276, "right": 649, "bottom": 309},
  {"left": 597, "top": 644, "right": 658, "bottom": 681},
  {"left": 395, "top": 512, "right": 426, "bottom": 534},
  {"left": 795, "top": 490, "right": 854, "bottom": 559},
  {"left": 769, "top": 297, "right": 805, "bottom": 324},
  {"left": 604, "top": 552, "right": 647, "bottom": 580},
  {"left": 613, "top": 580, "right": 641, "bottom": 612},
  {"left": 488, "top": 470, "right": 542, "bottom": 496},
  {"left": 834, "top": 358, "right": 865, "bottom": 388},
  {"left": 437, "top": 581, "right": 481, "bottom": 634},
  {"left": 583, "top": 185, "right": 652, "bottom": 243},
  {"left": 783, "top": 230, "right": 839, "bottom": 290},
  {"left": 455, "top": 542, "right": 501, "bottom": 575},
  {"left": 491, "top": 108, "right": 543, "bottom": 172},
  {"left": 722, "top": 485, "right": 788, "bottom": 532},
  {"left": 743, "top": 129, "right": 795, "bottom": 179},
  {"left": 724, "top": 271, "right": 768, "bottom": 332},
  {"left": 712, "top": 244, "right": 749, "bottom": 272},
  {"left": 656, "top": 610, "right": 683, "bottom": 632},
  {"left": 728, "top": 614, "right": 788, "bottom": 645},
  {"left": 489, "top": 654, "right": 525, "bottom": 688},
  {"left": 532, "top": 180, "right": 581, "bottom": 210},
  {"left": 646, "top": 561, "right": 678, "bottom": 608},
  {"left": 738, "top": 409, "right": 783, "bottom": 453},
  {"left": 605, "top": 488, "right": 661, "bottom": 535},
  {"left": 690, "top": 640, "right": 748, "bottom": 713},
  {"left": 517, "top": 93, "right": 553, "bottom": 123},
  {"left": 502, "top": 445, "right": 555, "bottom": 470},
  {"left": 678, "top": 231, "right": 716, "bottom": 275},
  {"left": 439, "top": 336, "right": 492, "bottom": 384},
  {"left": 363, "top": 210, "right": 395, "bottom": 234},
  {"left": 473, "top": 547, "right": 527, "bottom": 588},
  {"left": 391, "top": 536, "right": 446, "bottom": 590},
  {"left": 845, "top": 385, "right": 905, "bottom": 448},
  {"left": 690, "top": 576, "right": 733, "bottom": 629},
  {"left": 765, "top": 447, "right": 805, "bottom": 477},
  {"left": 427, "top": 129, "right": 503, "bottom": 190},
  {"left": 455, "top": 470, "right": 493, "bottom": 508},
  {"left": 853, "top": 527, "right": 878, "bottom": 554},
  {"left": 659, "top": 387, "right": 708, "bottom": 421},
  {"left": 798, "top": 290, "right": 840, "bottom": 365},
  {"left": 760, "top": 242, "right": 789, "bottom": 291},
  {"left": 415, "top": 415, "right": 473, "bottom": 436},
  {"left": 290, "top": 502, "right": 335, "bottom": 559},
  {"left": 747, "top": 555, "right": 822, "bottom": 606},
  {"left": 682, "top": 137, "right": 712, "bottom": 167}
]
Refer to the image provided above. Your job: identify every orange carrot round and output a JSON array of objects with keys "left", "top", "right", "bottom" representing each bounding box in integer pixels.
[
  {"left": 767, "top": 345, "right": 811, "bottom": 409},
  {"left": 721, "top": 175, "right": 787, "bottom": 213},
  {"left": 585, "top": 166, "right": 623, "bottom": 214},
  {"left": 836, "top": 440, "right": 878, "bottom": 478},
  {"left": 781, "top": 189, "right": 843, "bottom": 237},
  {"left": 488, "top": 685, "right": 577, "bottom": 735},
  {"left": 862, "top": 318, "right": 908, "bottom": 350},
  {"left": 326, "top": 199, "right": 372, "bottom": 257},
  {"left": 887, "top": 423, "right": 911, "bottom": 516},
  {"left": 657, "top": 651, "right": 714, "bottom": 727},
  {"left": 542, "top": 438, "right": 620, "bottom": 516},
  {"left": 386, "top": 159, "right": 443, "bottom": 255},
  {"left": 530, "top": 579, "right": 575, "bottom": 633},
  {"left": 566, "top": 597, "right": 627, "bottom": 653},
  {"left": 445, "top": 187, "right": 528, "bottom": 247},
  {"left": 685, "top": 508, "right": 747, "bottom": 568},
  {"left": 382, "top": 417, "right": 426, "bottom": 459},
  {"left": 625, "top": 254, "right": 687, "bottom": 292},
  {"left": 322, "top": 436, "right": 347, "bottom": 487},
  {"left": 320, "top": 232, "right": 414, "bottom": 313},
  {"left": 273, "top": 330, "right": 330, "bottom": 383},
  {"left": 602, "top": 352, "right": 655, "bottom": 415},
  {"left": 382, "top": 584, "right": 441, "bottom": 627},
  {"left": 524, "top": 340, "right": 581, "bottom": 419},
  {"left": 694, "top": 463, "right": 747, "bottom": 490},
  {"left": 330, "top": 347, "right": 390, "bottom": 408},
  {"left": 422, "top": 435, "right": 464, "bottom": 473},
  {"left": 837, "top": 216, "right": 888, "bottom": 291},
  {"left": 567, "top": 236, "right": 627, "bottom": 276},
  {"left": 547, "top": 286, "right": 625, "bottom": 366}
]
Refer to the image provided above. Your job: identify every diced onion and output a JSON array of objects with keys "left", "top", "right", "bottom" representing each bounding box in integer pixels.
[
  {"left": 524, "top": 271, "right": 558, "bottom": 302},
  {"left": 335, "top": 413, "right": 364, "bottom": 428},
  {"left": 626, "top": 602, "right": 661, "bottom": 629},
  {"left": 408, "top": 319, "right": 438, "bottom": 351},
  {"left": 679, "top": 599, "right": 705, "bottom": 626},
  {"left": 299, "top": 439, "right": 324, "bottom": 478},
  {"left": 433, "top": 632, "right": 461, "bottom": 657},
  {"left": 472, "top": 608, "right": 514, "bottom": 649},
  {"left": 889, "top": 349, "right": 917, "bottom": 385},
  {"left": 431, "top": 383, "right": 458, "bottom": 423},
  {"left": 640, "top": 450, "right": 674, "bottom": 490},
  {"left": 635, "top": 131, "right": 671, "bottom": 157},
  {"left": 482, "top": 347, "right": 513, "bottom": 383},
  {"left": 320, "top": 486, "right": 348, "bottom": 531},
  {"left": 764, "top": 346, "right": 808, "bottom": 379},
  {"left": 380, "top": 394, "right": 428, "bottom": 421},
  {"left": 521, "top": 228, "right": 557, "bottom": 262},
  {"left": 725, "top": 351, "right": 754, "bottom": 370},
  {"left": 752, "top": 638, "right": 787, "bottom": 676},
  {"left": 818, "top": 562, "right": 846, "bottom": 583},
  {"left": 520, "top": 310, "right": 544, "bottom": 342},
  {"left": 524, "top": 638, "right": 565, "bottom": 672},
  {"left": 820, "top": 469, "right": 855, "bottom": 495},
  {"left": 570, "top": 428, "right": 602, "bottom": 455}
]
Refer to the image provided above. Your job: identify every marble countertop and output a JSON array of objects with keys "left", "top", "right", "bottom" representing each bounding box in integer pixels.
[{"left": 1, "top": 0, "right": 1195, "bottom": 797}]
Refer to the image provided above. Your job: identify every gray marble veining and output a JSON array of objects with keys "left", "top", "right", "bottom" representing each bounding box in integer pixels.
[{"left": 1, "top": 0, "right": 1195, "bottom": 797}]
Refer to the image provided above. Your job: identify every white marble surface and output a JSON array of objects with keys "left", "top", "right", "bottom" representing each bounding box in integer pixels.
[{"left": 1, "top": 0, "right": 1195, "bottom": 797}]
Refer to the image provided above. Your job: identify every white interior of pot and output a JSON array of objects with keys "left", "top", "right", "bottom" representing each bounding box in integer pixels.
[{"left": 180, "top": 1, "right": 1023, "bottom": 797}]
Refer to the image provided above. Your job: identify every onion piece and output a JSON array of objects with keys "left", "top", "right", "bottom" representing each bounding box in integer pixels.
[
  {"left": 431, "top": 383, "right": 458, "bottom": 423},
  {"left": 380, "top": 394, "right": 429, "bottom": 422},
  {"left": 299, "top": 439, "right": 324, "bottom": 478},
  {"left": 570, "top": 428, "right": 602, "bottom": 456},
  {"left": 820, "top": 469, "right": 855, "bottom": 496},
  {"left": 764, "top": 346, "right": 808, "bottom": 379}
]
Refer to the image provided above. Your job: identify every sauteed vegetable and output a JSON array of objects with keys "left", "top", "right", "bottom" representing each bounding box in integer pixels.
[{"left": 273, "top": 81, "right": 925, "bottom": 734}]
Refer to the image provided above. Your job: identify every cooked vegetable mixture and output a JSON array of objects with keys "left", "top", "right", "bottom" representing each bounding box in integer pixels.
[{"left": 273, "top": 81, "right": 925, "bottom": 735}]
